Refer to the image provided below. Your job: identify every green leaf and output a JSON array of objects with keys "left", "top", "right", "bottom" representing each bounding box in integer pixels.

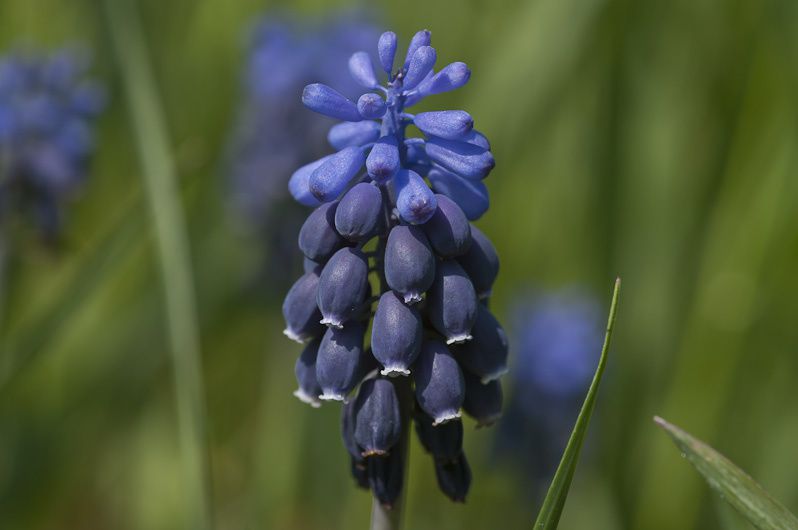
[
  {"left": 654, "top": 416, "right": 798, "bottom": 530},
  {"left": 533, "top": 278, "right": 621, "bottom": 529}
]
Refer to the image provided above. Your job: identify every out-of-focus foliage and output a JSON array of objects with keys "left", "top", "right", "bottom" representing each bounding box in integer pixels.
[
  {"left": 0, "top": 0, "right": 797, "bottom": 529},
  {"left": 656, "top": 417, "right": 798, "bottom": 530}
]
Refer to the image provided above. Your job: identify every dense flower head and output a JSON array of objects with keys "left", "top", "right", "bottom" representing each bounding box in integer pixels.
[
  {"left": 282, "top": 29, "right": 505, "bottom": 507},
  {"left": 496, "top": 288, "right": 603, "bottom": 495},
  {"left": 0, "top": 48, "right": 105, "bottom": 238}
]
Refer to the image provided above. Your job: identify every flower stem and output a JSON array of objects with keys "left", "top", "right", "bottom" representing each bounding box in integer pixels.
[{"left": 102, "top": 1, "right": 213, "bottom": 529}]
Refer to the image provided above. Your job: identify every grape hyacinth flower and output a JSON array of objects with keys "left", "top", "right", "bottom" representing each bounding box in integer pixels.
[
  {"left": 0, "top": 48, "right": 105, "bottom": 240},
  {"left": 496, "top": 289, "right": 603, "bottom": 498},
  {"left": 282, "top": 29, "right": 507, "bottom": 509}
]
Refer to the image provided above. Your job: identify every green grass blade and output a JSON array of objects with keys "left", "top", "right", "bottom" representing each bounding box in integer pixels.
[
  {"left": 533, "top": 278, "right": 621, "bottom": 529},
  {"left": 103, "top": 0, "right": 213, "bottom": 528},
  {"left": 654, "top": 417, "right": 798, "bottom": 530}
]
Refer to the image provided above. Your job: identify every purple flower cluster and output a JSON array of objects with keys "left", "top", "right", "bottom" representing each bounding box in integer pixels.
[
  {"left": 0, "top": 48, "right": 104, "bottom": 239},
  {"left": 497, "top": 289, "right": 603, "bottom": 494},
  {"left": 282, "top": 29, "right": 506, "bottom": 507}
]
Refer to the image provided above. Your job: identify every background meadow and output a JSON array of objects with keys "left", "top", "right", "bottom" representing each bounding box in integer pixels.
[{"left": 1, "top": 0, "right": 797, "bottom": 529}]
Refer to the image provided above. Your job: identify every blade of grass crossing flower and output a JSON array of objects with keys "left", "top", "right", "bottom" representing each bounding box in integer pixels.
[
  {"left": 103, "top": 0, "right": 213, "bottom": 529},
  {"left": 533, "top": 278, "right": 620, "bottom": 529},
  {"left": 654, "top": 417, "right": 798, "bottom": 530}
]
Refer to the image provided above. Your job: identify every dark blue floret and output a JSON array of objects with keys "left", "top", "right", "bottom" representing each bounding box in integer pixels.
[
  {"left": 334, "top": 182, "right": 383, "bottom": 241},
  {"left": 354, "top": 377, "right": 402, "bottom": 456},
  {"left": 394, "top": 168, "right": 437, "bottom": 224},
  {"left": 282, "top": 272, "right": 324, "bottom": 343},
  {"left": 298, "top": 201, "right": 346, "bottom": 262},
  {"left": 427, "top": 260, "right": 478, "bottom": 344},
  {"left": 282, "top": 27, "right": 506, "bottom": 506},
  {"left": 384, "top": 225, "right": 436, "bottom": 304},
  {"left": 317, "top": 247, "right": 369, "bottom": 327},
  {"left": 366, "top": 136, "right": 400, "bottom": 183},
  {"left": 413, "top": 340, "right": 465, "bottom": 425},
  {"left": 371, "top": 291, "right": 423, "bottom": 376},
  {"left": 316, "top": 322, "right": 368, "bottom": 401}
]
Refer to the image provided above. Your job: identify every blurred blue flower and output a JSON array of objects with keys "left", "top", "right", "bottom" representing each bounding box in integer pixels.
[
  {"left": 0, "top": 47, "right": 105, "bottom": 239},
  {"left": 496, "top": 288, "right": 603, "bottom": 495}
]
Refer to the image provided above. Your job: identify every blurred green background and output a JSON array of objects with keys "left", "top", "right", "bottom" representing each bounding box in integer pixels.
[{"left": 2, "top": 0, "right": 798, "bottom": 529}]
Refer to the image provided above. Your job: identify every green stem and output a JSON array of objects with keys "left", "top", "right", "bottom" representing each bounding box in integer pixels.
[{"left": 102, "top": 1, "right": 212, "bottom": 529}]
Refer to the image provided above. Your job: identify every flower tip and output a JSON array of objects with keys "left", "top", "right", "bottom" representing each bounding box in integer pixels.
[
  {"left": 402, "top": 292, "right": 424, "bottom": 305},
  {"left": 293, "top": 389, "right": 322, "bottom": 408},
  {"left": 320, "top": 316, "right": 344, "bottom": 329},
  {"left": 319, "top": 391, "right": 347, "bottom": 402},
  {"left": 446, "top": 333, "right": 472, "bottom": 345},
  {"left": 283, "top": 327, "right": 307, "bottom": 344},
  {"left": 380, "top": 366, "right": 411, "bottom": 377},
  {"left": 432, "top": 410, "right": 462, "bottom": 426}
]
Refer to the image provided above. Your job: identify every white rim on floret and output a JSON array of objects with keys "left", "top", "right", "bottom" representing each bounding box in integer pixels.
[
  {"left": 432, "top": 409, "right": 462, "bottom": 426},
  {"left": 380, "top": 365, "right": 411, "bottom": 377},
  {"left": 319, "top": 316, "right": 344, "bottom": 329},
  {"left": 293, "top": 388, "right": 322, "bottom": 408},
  {"left": 403, "top": 292, "right": 423, "bottom": 304},
  {"left": 446, "top": 333, "right": 472, "bottom": 345},
  {"left": 283, "top": 327, "right": 307, "bottom": 344},
  {"left": 319, "top": 391, "right": 347, "bottom": 402}
]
